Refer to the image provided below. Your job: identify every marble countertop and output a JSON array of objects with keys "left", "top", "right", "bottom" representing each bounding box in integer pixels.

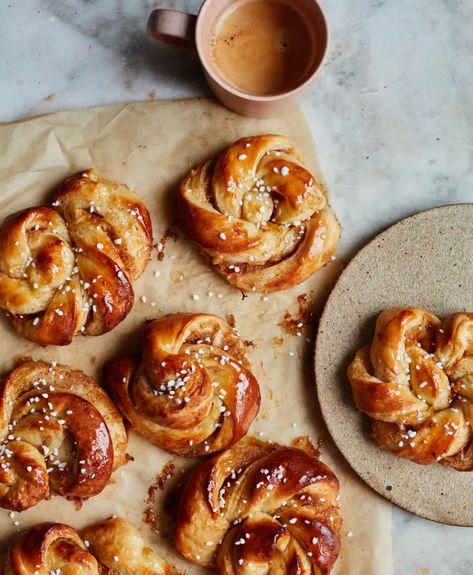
[{"left": 1, "top": 1, "right": 473, "bottom": 573}]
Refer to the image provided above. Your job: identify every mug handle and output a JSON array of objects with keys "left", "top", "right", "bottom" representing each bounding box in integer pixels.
[{"left": 147, "top": 9, "right": 197, "bottom": 53}]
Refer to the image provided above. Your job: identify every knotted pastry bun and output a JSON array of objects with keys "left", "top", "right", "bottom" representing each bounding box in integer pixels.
[
  {"left": 0, "top": 361, "right": 127, "bottom": 511},
  {"left": 348, "top": 307, "right": 473, "bottom": 469},
  {"left": 178, "top": 135, "right": 340, "bottom": 293},
  {"left": 0, "top": 170, "right": 153, "bottom": 345},
  {"left": 175, "top": 436, "right": 341, "bottom": 574},
  {"left": 2, "top": 523, "right": 100, "bottom": 575},
  {"left": 105, "top": 313, "right": 260, "bottom": 457},
  {"left": 1, "top": 517, "right": 173, "bottom": 575},
  {"left": 80, "top": 517, "right": 174, "bottom": 575}
]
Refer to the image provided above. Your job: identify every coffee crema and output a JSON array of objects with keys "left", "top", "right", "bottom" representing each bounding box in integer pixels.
[{"left": 210, "top": 0, "right": 316, "bottom": 97}]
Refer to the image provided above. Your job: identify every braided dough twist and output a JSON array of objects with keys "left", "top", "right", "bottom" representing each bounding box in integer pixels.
[
  {"left": 1, "top": 517, "right": 173, "bottom": 575},
  {"left": 1, "top": 523, "right": 100, "bottom": 575},
  {"left": 178, "top": 135, "right": 340, "bottom": 293},
  {"left": 175, "top": 436, "right": 341, "bottom": 574},
  {"left": 0, "top": 361, "right": 127, "bottom": 511},
  {"left": 106, "top": 313, "right": 260, "bottom": 457},
  {"left": 348, "top": 307, "right": 473, "bottom": 469},
  {"left": 0, "top": 170, "right": 153, "bottom": 345}
]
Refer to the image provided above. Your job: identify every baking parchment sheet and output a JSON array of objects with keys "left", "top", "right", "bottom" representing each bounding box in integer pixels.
[{"left": 0, "top": 99, "right": 392, "bottom": 574}]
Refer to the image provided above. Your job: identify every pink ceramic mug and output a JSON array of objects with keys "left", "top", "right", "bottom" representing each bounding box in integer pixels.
[{"left": 147, "top": 0, "right": 329, "bottom": 118}]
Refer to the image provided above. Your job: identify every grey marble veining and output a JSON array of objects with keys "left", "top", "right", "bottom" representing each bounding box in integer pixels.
[
  {"left": 1, "top": 1, "right": 473, "bottom": 573},
  {"left": 1, "top": 0, "right": 208, "bottom": 118}
]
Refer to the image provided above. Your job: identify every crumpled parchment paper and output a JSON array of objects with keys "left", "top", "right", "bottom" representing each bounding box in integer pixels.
[{"left": 0, "top": 99, "right": 392, "bottom": 575}]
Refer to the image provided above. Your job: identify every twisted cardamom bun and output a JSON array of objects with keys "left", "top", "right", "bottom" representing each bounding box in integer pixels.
[
  {"left": 0, "top": 361, "right": 127, "bottom": 511},
  {"left": 178, "top": 135, "right": 340, "bottom": 293},
  {"left": 1, "top": 518, "right": 174, "bottom": 575},
  {"left": 175, "top": 436, "right": 341, "bottom": 574},
  {"left": 105, "top": 313, "right": 261, "bottom": 457},
  {"left": 348, "top": 308, "right": 473, "bottom": 469},
  {"left": 0, "top": 169, "right": 153, "bottom": 345},
  {"left": 80, "top": 517, "right": 174, "bottom": 575},
  {"left": 1, "top": 523, "right": 100, "bottom": 575}
]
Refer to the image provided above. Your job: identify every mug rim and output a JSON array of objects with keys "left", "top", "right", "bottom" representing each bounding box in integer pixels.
[{"left": 195, "top": 0, "right": 330, "bottom": 103}]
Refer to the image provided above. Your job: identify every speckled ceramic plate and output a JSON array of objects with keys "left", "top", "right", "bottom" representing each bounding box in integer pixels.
[{"left": 315, "top": 204, "right": 473, "bottom": 526}]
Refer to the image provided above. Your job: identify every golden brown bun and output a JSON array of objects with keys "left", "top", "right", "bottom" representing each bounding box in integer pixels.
[
  {"left": 1, "top": 518, "right": 173, "bottom": 575},
  {"left": 81, "top": 517, "right": 174, "bottom": 575},
  {"left": 105, "top": 313, "right": 260, "bottom": 457},
  {"left": 2, "top": 523, "right": 100, "bottom": 575},
  {"left": 0, "top": 169, "right": 153, "bottom": 345},
  {"left": 0, "top": 361, "right": 127, "bottom": 511},
  {"left": 348, "top": 308, "right": 473, "bottom": 469},
  {"left": 178, "top": 135, "right": 340, "bottom": 293},
  {"left": 175, "top": 436, "right": 341, "bottom": 574}
]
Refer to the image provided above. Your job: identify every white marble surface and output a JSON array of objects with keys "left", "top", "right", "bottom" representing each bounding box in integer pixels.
[{"left": 1, "top": 0, "right": 473, "bottom": 573}]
